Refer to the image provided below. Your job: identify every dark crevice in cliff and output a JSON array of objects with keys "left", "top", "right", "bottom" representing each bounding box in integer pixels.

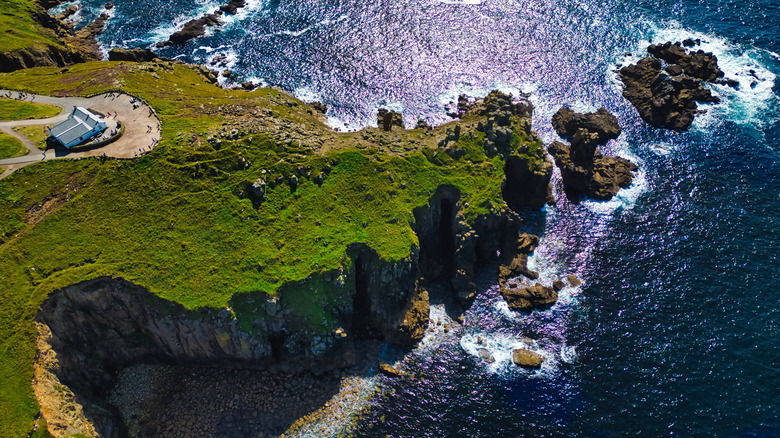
[
  {"left": 438, "top": 198, "right": 456, "bottom": 280},
  {"left": 269, "top": 333, "right": 285, "bottom": 362},
  {"left": 350, "top": 255, "right": 374, "bottom": 338}
]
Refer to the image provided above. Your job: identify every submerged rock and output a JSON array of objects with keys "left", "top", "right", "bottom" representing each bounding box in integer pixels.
[
  {"left": 512, "top": 349, "right": 544, "bottom": 368},
  {"left": 478, "top": 348, "right": 496, "bottom": 363}
]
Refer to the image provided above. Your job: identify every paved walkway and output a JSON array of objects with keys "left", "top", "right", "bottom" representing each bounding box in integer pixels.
[{"left": 0, "top": 90, "right": 161, "bottom": 180}]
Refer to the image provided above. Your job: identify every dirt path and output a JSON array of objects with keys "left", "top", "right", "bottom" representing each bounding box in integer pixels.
[{"left": 0, "top": 90, "right": 161, "bottom": 179}]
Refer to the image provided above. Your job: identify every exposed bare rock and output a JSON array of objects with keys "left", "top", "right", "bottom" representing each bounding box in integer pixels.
[
  {"left": 379, "top": 363, "right": 404, "bottom": 378},
  {"left": 377, "top": 108, "right": 404, "bottom": 131},
  {"left": 548, "top": 139, "right": 637, "bottom": 200},
  {"left": 500, "top": 283, "right": 558, "bottom": 311},
  {"left": 158, "top": 13, "right": 223, "bottom": 47},
  {"left": 512, "top": 349, "right": 545, "bottom": 368},
  {"left": 397, "top": 287, "right": 430, "bottom": 346},
  {"left": 647, "top": 41, "right": 724, "bottom": 82},
  {"left": 619, "top": 43, "right": 723, "bottom": 131},
  {"left": 219, "top": 0, "right": 247, "bottom": 14},
  {"left": 551, "top": 107, "right": 622, "bottom": 144},
  {"left": 107, "top": 48, "right": 158, "bottom": 62},
  {"left": 516, "top": 233, "right": 539, "bottom": 254}
]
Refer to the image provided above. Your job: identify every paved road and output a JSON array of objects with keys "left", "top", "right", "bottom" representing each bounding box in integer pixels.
[{"left": 0, "top": 89, "right": 161, "bottom": 179}]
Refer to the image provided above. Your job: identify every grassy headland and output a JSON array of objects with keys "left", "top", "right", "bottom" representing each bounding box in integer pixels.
[
  {"left": 0, "top": 0, "right": 63, "bottom": 54},
  {"left": 0, "top": 60, "right": 549, "bottom": 436}
]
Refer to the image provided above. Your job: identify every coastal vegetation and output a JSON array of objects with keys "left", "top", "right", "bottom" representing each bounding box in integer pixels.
[
  {"left": 0, "top": 0, "right": 62, "bottom": 54},
  {"left": 0, "top": 98, "right": 61, "bottom": 120},
  {"left": 0, "top": 60, "right": 546, "bottom": 436},
  {"left": 0, "top": 131, "right": 28, "bottom": 159},
  {"left": 13, "top": 125, "right": 50, "bottom": 149}
]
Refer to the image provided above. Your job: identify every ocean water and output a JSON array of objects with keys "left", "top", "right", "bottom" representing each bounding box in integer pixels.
[{"left": 66, "top": 0, "right": 779, "bottom": 436}]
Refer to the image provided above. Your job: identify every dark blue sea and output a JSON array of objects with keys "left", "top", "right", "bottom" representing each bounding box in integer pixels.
[{"left": 59, "top": 0, "right": 779, "bottom": 436}]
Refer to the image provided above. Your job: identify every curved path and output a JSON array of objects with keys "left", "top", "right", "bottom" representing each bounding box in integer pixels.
[{"left": 0, "top": 90, "right": 161, "bottom": 180}]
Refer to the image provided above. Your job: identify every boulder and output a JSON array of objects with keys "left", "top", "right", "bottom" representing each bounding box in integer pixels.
[
  {"left": 310, "top": 102, "right": 328, "bottom": 114},
  {"left": 478, "top": 349, "right": 496, "bottom": 363},
  {"left": 512, "top": 349, "right": 544, "bottom": 368},
  {"left": 566, "top": 274, "right": 581, "bottom": 287},
  {"left": 552, "top": 280, "right": 565, "bottom": 291},
  {"left": 665, "top": 64, "right": 683, "bottom": 76}
]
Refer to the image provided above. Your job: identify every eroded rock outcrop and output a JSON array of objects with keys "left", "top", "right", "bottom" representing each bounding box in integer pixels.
[
  {"left": 107, "top": 48, "right": 159, "bottom": 63},
  {"left": 157, "top": 0, "right": 246, "bottom": 47},
  {"left": 0, "top": 2, "right": 107, "bottom": 72},
  {"left": 501, "top": 283, "right": 558, "bottom": 311},
  {"left": 548, "top": 107, "right": 637, "bottom": 200},
  {"left": 619, "top": 42, "right": 724, "bottom": 131},
  {"left": 377, "top": 108, "right": 404, "bottom": 131}
]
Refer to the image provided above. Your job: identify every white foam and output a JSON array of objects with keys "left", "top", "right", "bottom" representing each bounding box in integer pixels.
[
  {"left": 580, "top": 147, "right": 649, "bottom": 215},
  {"left": 277, "top": 27, "right": 312, "bottom": 37},
  {"left": 293, "top": 86, "right": 323, "bottom": 104},
  {"left": 438, "top": 0, "right": 484, "bottom": 4},
  {"left": 560, "top": 344, "right": 578, "bottom": 364},
  {"left": 459, "top": 333, "right": 562, "bottom": 378},
  {"left": 144, "top": 1, "right": 224, "bottom": 46},
  {"left": 648, "top": 142, "right": 674, "bottom": 156}
]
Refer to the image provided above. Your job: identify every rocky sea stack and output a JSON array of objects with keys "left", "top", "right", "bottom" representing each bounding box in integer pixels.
[
  {"left": 547, "top": 107, "right": 637, "bottom": 200},
  {"left": 619, "top": 41, "right": 731, "bottom": 131}
]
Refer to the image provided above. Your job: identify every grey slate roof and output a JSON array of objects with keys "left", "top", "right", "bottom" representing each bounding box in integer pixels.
[{"left": 50, "top": 107, "right": 104, "bottom": 147}]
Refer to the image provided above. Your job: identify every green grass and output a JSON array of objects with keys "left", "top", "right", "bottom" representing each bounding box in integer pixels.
[
  {"left": 0, "top": 0, "right": 63, "bottom": 53},
  {"left": 0, "top": 98, "right": 61, "bottom": 120},
  {"left": 0, "top": 131, "right": 27, "bottom": 159},
  {"left": 0, "top": 62, "right": 542, "bottom": 437},
  {"left": 13, "top": 125, "right": 49, "bottom": 150}
]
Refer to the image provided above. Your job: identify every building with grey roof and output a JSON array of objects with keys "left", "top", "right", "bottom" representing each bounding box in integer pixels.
[{"left": 49, "top": 107, "right": 107, "bottom": 149}]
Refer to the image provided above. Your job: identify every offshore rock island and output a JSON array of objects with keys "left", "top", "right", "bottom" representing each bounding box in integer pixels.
[{"left": 0, "top": 0, "right": 735, "bottom": 436}]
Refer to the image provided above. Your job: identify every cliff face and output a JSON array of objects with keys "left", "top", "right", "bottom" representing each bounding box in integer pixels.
[
  {"left": 34, "top": 249, "right": 426, "bottom": 436},
  {"left": 0, "top": 44, "right": 78, "bottom": 73},
  {"left": 0, "top": 0, "right": 106, "bottom": 73}
]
